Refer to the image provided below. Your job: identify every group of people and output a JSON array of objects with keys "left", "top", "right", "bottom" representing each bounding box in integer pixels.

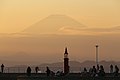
[
  {"left": 81, "top": 64, "right": 119, "bottom": 77},
  {"left": 1, "top": 64, "right": 119, "bottom": 77},
  {"left": 110, "top": 65, "right": 119, "bottom": 76},
  {"left": 27, "top": 66, "right": 63, "bottom": 76},
  {"left": 46, "top": 66, "right": 63, "bottom": 76},
  {"left": 26, "top": 66, "right": 40, "bottom": 76}
]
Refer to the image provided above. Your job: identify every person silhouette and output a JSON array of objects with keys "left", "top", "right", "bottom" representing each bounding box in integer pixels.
[
  {"left": 81, "top": 67, "right": 88, "bottom": 77},
  {"left": 1, "top": 64, "right": 4, "bottom": 73},
  {"left": 35, "top": 67, "right": 39, "bottom": 73},
  {"left": 83, "top": 68, "right": 87, "bottom": 73},
  {"left": 46, "top": 66, "right": 50, "bottom": 76},
  {"left": 27, "top": 66, "right": 31, "bottom": 76},
  {"left": 98, "top": 65, "right": 105, "bottom": 77},
  {"left": 110, "top": 65, "right": 113, "bottom": 73},
  {"left": 114, "top": 65, "right": 119, "bottom": 77},
  {"left": 97, "top": 64, "right": 99, "bottom": 73},
  {"left": 92, "top": 66, "right": 97, "bottom": 77}
]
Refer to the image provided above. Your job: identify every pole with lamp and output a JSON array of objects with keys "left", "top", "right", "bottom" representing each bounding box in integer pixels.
[{"left": 96, "top": 45, "right": 99, "bottom": 72}]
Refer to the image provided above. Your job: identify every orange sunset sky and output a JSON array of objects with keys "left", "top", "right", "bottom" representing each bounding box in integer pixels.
[{"left": 0, "top": 0, "right": 120, "bottom": 66}]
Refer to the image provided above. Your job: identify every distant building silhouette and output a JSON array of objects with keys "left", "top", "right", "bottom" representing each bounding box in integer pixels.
[{"left": 64, "top": 47, "right": 69, "bottom": 75}]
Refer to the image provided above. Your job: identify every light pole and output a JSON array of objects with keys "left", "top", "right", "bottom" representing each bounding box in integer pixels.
[{"left": 96, "top": 45, "right": 99, "bottom": 65}]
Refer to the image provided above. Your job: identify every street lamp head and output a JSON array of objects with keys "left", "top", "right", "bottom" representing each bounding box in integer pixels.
[{"left": 96, "top": 45, "right": 99, "bottom": 48}]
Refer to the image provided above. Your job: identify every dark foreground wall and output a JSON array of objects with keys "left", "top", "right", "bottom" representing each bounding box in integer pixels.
[
  {"left": 0, "top": 73, "right": 23, "bottom": 80},
  {"left": 17, "top": 77, "right": 120, "bottom": 80},
  {"left": 0, "top": 73, "right": 120, "bottom": 80}
]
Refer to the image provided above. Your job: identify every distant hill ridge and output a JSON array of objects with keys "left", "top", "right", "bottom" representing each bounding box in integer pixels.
[{"left": 10, "top": 60, "right": 120, "bottom": 73}]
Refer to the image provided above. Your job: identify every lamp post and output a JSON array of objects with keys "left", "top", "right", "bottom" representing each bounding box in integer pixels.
[{"left": 96, "top": 45, "right": 99, "bottom": 65}]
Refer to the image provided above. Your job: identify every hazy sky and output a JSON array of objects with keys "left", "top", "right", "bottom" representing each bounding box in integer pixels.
[
  {"left": 0, "top": 0, "right": 120, "bottom": 33},
  {"left": 0, "top": 0, "right": 120, "bottom": 65}
]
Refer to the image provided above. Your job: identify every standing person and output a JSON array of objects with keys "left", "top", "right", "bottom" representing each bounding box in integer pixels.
[
  {"left": 81, "top": 67, "right": 88, "bottom": 77},
  {"left": 83, "top": 67, "right": 87, "bottom": 73},
  {"left": 97, "top": 64, "right": 99, "bottom": 73},
  {"left": 35, "top": 67, "right": 39, "bottom": 73},
  {"left": 98, "top": 65, "right": 105, "bottom": 77},
  {"left": 27, "top": 66, "right": 31, "bottom": 76},
  {"left": 114, "top": 65, "right": 119, "bottom": 77},
  {"left": 46, "top": 66, "right": 50, "bottom": 76},
  {"left": 110, "top": 65, "right": 113, "bottom": 73},
  {"left": 1, "top": 64, "right": 4, "bottom": 73},
  {"left": 92, "top": 66, "right": 97, "bottom": 77}
]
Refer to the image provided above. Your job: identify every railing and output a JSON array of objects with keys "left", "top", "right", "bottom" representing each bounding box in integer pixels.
[
  {"left": 3, "top": 67, "right": 81, "bottom": 73},
  {"left": 4, "top": 67, "right": 26, "bottom": 73}
]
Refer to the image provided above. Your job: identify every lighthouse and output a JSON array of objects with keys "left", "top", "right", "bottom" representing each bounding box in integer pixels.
[{"left": 64, "top": 47, "right": 69, "bottom": 75}]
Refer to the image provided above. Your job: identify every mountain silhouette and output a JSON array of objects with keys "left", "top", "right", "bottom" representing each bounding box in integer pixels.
[
  {"left": 9, "top": 60, "right": 120, "bottom": 73},
  {"left": 23, "top": 15, "right": 85, "bottom": 34},
  {"left": 38, "top": 61, "right": 120, "bottom": 73}
]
